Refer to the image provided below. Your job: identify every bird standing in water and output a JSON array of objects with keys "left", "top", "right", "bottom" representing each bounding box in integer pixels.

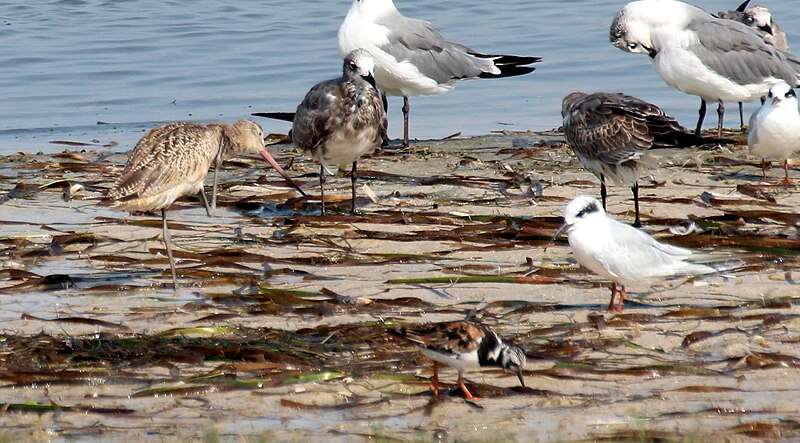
[{"left": 106, "top": 119, "right": 304, "bottom": 289}]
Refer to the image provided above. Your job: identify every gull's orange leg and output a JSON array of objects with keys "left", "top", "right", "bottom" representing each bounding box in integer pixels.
[
  {"left": 431, "top": 361, "right": 440, "bottom": 396},
  {"left": 457, "top": 373, "right": 475, "bottom": 400},
  {"left": 607, "top": 282, "right": 618, "bottom": 312}
]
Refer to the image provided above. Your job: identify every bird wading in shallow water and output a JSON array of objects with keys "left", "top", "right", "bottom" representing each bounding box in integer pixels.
[
  {"left": 557, "top": 196, "right": 730, "bottom": 312},
  {"left": 562, "top": 91, "right": 727, "bottom": 227},
  {"left": 338, "top": 0, "right": 540, "bottom": 147},
  {"left": 290, "top": 49, "right": 387, "bottom": 216},
  {"left": 610, "top": 0, "right": 800, "bottom": 138},
  {"left": 105, "top": 120, "right": 304, "bottom": 289},
  {"left": 748, "top": 82, "right": 800, "bottom": 185},
  {"left": 389, "top": 321, "right": 526, "bottom": 400}
]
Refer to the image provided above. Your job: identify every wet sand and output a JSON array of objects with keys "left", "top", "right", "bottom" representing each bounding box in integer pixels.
[{"left": 0, "top": 130, "right": 799, "bottom": 441}]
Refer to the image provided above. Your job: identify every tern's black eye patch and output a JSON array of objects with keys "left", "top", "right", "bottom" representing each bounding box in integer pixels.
[
  {"left": 576, "top": 201, "right": 600, "bottom": 219},
  {"left": 787, "top": 89, "right": 796, "bottom": 99}
]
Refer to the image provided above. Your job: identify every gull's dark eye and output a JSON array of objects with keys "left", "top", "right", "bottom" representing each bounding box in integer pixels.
[
  {"left": 348, "top": 62, "right": 356, "bottom": 70},
  {"left": 628, "top": 43, "right": 637, "bottom": 50}
]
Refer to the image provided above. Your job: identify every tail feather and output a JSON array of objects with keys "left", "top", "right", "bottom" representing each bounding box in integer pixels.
[{"left": 473, "top": 53, "right": 542, "bottom": 79}]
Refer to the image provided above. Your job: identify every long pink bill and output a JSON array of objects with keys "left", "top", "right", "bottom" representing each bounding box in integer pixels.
[{"left": 259, "top": 149, "right": 308, "bottom": 197}]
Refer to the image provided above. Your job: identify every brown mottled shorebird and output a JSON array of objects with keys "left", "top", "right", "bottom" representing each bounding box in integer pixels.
[
  {"left": 291, "top": 49, "right": 387, "bottom": 215},
  {"left": 106, "top": 119, "right": 304, "bottom": 288},
  {"left": 562, "top": 92, "right": 725, "bottom": 227}
]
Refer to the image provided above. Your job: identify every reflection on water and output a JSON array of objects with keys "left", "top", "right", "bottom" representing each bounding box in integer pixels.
[{"left": 0, "top": 0, "right": 797, "bottom": 153}]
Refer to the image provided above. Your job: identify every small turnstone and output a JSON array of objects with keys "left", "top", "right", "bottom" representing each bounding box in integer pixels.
[
  {"left": 748, "top": 82, "right": 800, "bottom": 185},
  {"left": 558, "top": 196, "right": 725, "bottom": 312},
  {"left": 389, "top": 321, "right": 526, "bottom": 399}
]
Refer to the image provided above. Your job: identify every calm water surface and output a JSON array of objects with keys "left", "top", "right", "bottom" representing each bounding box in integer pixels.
[{"left": 0, "top": 0, "right": 797, "bottom": 154}]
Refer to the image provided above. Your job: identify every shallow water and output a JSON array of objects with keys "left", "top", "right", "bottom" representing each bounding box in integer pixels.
[{"left": 1, "top": 0, "right": 798, "bottom": 153}]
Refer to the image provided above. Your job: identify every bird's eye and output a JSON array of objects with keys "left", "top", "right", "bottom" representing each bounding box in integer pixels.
[
  {"left": 768, "top": 91, "right": 774, "bottom": 98},
  {"left": 628, "top": 43, "right": 637, "bottom": 50},
  {"left": 787, "top": 89, "right": 796, "bottom": 98},
  {"left": 348, "top": 61, "right": 356, "bottom": 69}
]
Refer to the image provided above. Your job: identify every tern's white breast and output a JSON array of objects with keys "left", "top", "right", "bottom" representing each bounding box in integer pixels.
[{"left": 749, "top": 103, "right": 800, "bottom": 160}]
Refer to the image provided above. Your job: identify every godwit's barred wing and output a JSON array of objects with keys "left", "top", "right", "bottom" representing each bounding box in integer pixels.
[{"left": 107, "top": 123, "right": 222, "bottom": 211}]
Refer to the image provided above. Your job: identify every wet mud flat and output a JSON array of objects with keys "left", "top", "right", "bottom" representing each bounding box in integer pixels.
[{"left": 0, "top": 130, "right": 799, "bottom": 441}]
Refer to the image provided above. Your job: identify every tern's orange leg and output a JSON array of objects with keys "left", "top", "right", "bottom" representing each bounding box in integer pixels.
[
  {"left": 616, "top": 285, "right": 627, "bottom": 312},
  {"left": 780, "top": 159, "right": 794, "bottom": 186},
  {"left": 457, "top": 373, "right": 476, "bottom": 400},
  {"left": 431, "top": 361, "right": 440, "bottom": 396},
  {"left": 607, "top": 283, "right": 618, "bottom": 312}
]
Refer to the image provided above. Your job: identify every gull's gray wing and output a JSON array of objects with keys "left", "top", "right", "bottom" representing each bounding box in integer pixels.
[
  {"left": 375, "top": 12, "right": 497, "bottom": 84},
  {"left": 685, "top": 17, "right": 799, "bottom": 86}
]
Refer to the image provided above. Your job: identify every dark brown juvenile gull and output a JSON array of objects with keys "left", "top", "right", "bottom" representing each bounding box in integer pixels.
[
  {"left": 106, "top": 120, "right": 303, "bottom": 289},
  {"left": 562, "top": 92, "right": 724, "bottom": 227},
  {"left": 338, "top": 0, "right": 540, "bottom": 147},
  {"left": 291, "top": 49, "right": 387, "bottom": 216}
]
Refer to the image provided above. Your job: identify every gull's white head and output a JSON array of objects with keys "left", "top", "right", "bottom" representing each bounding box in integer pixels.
[
  {"left": 765, "top": 82, "right": 797, "bottom": 107},
  {"left": 564, "top": 195, "right": 605, "bottom": 228},
  {"left": 610, "top": 0, "right": 698, "bottom": 57},
  {"left": 343, "top": 49, "right": 377, "bottom": 87},
  {"left": 348, "top": 0, "right": 398, "bottom": 18}
]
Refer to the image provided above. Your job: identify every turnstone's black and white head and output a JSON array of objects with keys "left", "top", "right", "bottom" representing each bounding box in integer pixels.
[{"left": 389, "top": 321, "right": 527, "bottom": 399}]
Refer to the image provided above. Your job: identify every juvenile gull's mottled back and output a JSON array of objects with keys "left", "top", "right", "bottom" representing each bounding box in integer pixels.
[{"left": 561, "top": 91, "right": 723, "bottom": 227}]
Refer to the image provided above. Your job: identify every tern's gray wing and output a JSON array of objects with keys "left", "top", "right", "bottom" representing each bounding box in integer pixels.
[
  {"left": 595, "top": 218, "right": 698, "bottom": 281},
  {"left": 563, "top": 93, "right": 656, "bottom": 166},
  {"left": 747, "top": 104, "right": 764, "bottom": 146},
  {"left": 292, "top": 79, "right": 340, "bottom": 153},
  {"left": 686, "top": 18, "right": 799, "bottom": 86},
  {"left": 375, "top": 13, "right": 496, "bottom": 84}
]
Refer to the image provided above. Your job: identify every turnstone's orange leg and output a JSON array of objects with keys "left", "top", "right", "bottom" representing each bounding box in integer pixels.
[
  {"left": 780, "top": 159, "right": 794, "bottom": 186},
  {"left": 431, "top": 361, "right": 440, "bottom": 396},
  {"left": 607, "top": 283, "right": 618, "bottom": 312},
  {"left": 616, "top": 285, "right": 626, "bottom": 312},
  {"left": 457, "top": 373, "right": 475, "bottom": 400}
]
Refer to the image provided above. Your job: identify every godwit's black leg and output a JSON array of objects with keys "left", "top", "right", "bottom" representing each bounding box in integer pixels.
[{"left": 600, "top": 174, "right": 608, "bottom": 211}]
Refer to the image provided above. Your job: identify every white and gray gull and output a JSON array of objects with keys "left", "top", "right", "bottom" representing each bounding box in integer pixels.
[
  {"left": 610, "top": 0, "right": 800, "bottom": 137},
  {"left": 338, "top": 0, "right": 540, "bottom": 147},
  {"left": 718, "top": 0, "right": 790, "bottom": 127},
  {"left": 562, "top": 91, "right": 725, "bottom": 227},
  {"left": 291, "top": 49, "right": 387, "bottom": 215}
]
